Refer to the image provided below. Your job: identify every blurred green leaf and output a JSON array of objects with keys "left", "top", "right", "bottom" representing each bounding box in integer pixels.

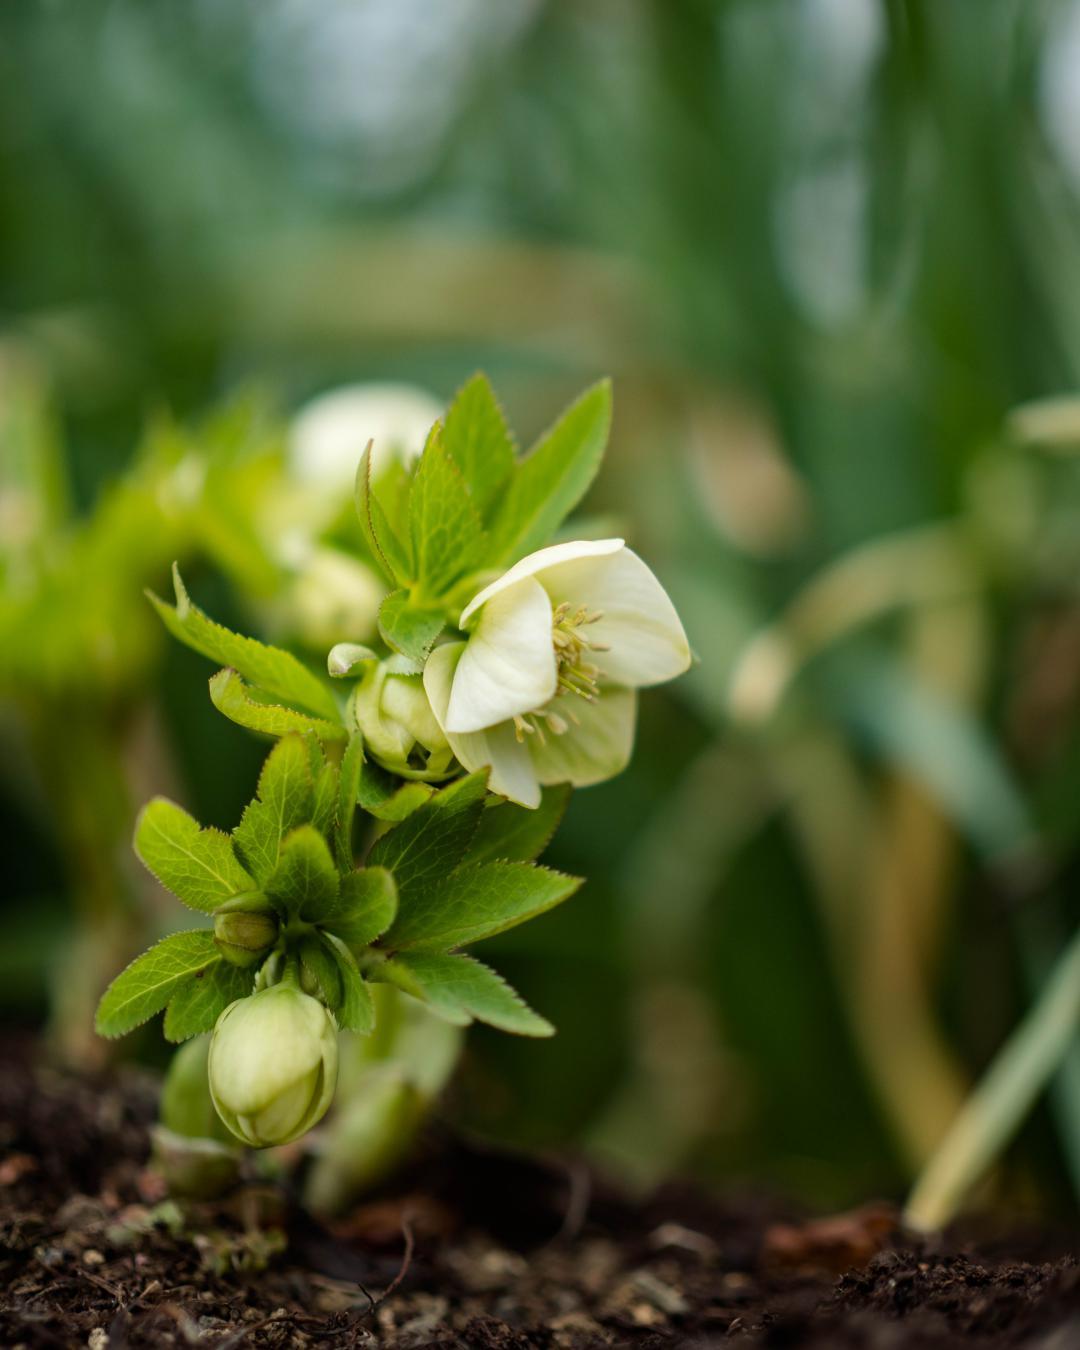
[{"left": 442, "top": 372, "right": 516, "bottom": 515}]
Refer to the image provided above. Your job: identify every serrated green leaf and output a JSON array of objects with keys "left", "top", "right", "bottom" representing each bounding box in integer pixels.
[
  {"left": 323, "top": 934, "right": 375, "bottom": 1034},
  {"left": 377, "top": 590, "right": 446, "bottom": 666},
  {"left": 149, "top": 564, "right": 339, "bottom": 720},
  {"left": 355, "top": 445, "right": 414, "bottom": 584},
  {"left": 409, "top": 423, "right": 486, "bottom": 596},
  {"left": 326, "top": 867, "right": 398, "bottom": 948},
  {"left": 209, "top": 668, "right": 346, "bottom": 742},
  {"left": 466, "top": 784, "right": 572, "bottom": 865},
  {"left": 232, "top": 735, "right": 314, "bottom": 884},
  {"left": 300, "top": 934, "right": 343, "bottom": 1010},
  {"left": 368, "top": 770, "right": 488, "bottom": 897},
  {"left": 135, "top": 798, "right": 253, "bottom": 914},
  {"left": 312, "top": 760, "right": 339, "bottom": 837},
  {"left": 334, "top": 733, "right": 365, "bottom": 870},
  {"left": 163, "top": 961, "right": 252, "bottom": 1042},
  {"left": 267, "top": 824, "right": 340, "bottom": 921},
  {"left": 442, "top": 373, "right": 516, "bottom": 515},
  {"left": 357, "top": 758, "right": 434, "bottom": 822},
  {"left": 96, "top": 931, "right": 219, "bottom": 1038},
  {"left": 486, "top": 380, "right": 612, "bottom": 564},
  {"left": 382, "top": 951, "right": 553, "bottom": 1036},
  {"left": 384, "top": 861, "right": 580, "bottom": 952}
]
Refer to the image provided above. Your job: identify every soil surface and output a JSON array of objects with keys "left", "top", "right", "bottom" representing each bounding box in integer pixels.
[{"left": 1, "top": 1049, "right": 1078, "bottom": 1348}]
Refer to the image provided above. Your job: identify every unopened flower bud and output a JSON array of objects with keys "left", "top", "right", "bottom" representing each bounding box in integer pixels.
[
  {"left": 214, "top": 909, "right": 279, "bottom": 967},
  {"left": 349, "top": 658, "right": 453, "bottom": 778},
  {"left": 208, "top": 985, "right": 338, "bottom": 1148}
]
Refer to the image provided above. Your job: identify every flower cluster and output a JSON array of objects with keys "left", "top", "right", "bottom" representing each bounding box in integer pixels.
[{"left": 97, "top": 375, "right": 690, "bottom": 1159}]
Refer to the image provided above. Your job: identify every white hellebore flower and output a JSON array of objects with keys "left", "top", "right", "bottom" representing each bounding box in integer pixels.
[
  {"left": 288, "top": 382, "right": 443, "bottom": 496},
  {"left": 424, "top": 539, "right": 690, "bottom": 809},
  {"left": 208, "top": 985, "right": 338, "bottom": 1148}
]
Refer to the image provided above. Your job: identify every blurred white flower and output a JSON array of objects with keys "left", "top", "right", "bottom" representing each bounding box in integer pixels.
[
  {"left": 424, "top": 539, "right": 690, "bottom": 807},
  {"left": 288, "top": 382, "right": 443, "bottom": 496}
]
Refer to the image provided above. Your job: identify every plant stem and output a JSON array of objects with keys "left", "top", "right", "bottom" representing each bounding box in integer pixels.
[{"left": 904, "top": 921, "right": 1080, "bottom": 1232}]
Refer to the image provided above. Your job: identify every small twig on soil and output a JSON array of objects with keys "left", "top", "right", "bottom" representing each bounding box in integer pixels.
[{"left": 375, "top": 1214, "right": 415, "bottom": 1308}]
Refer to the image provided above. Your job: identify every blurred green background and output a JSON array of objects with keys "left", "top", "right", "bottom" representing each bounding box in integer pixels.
[{"left": 4, "top": 0, "right": 1080, "bottom": 1215}]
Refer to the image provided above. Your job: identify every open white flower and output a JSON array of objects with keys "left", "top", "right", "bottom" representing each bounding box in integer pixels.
[{"left": 423, "top": 539, "right": 690, "bottom": 808}]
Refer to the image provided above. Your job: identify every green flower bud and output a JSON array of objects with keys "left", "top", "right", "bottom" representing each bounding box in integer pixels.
[
  {"left": 208, "top": 985, "right": 338, "bottom": 1148},
  {"left": 349, "top": 657, "right": 453, "bottom": 779},
  {"left": 214, "top": 909, "right": 279, "bottom": 968}
]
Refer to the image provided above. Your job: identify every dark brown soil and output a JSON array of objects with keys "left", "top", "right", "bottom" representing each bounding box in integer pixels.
[{"left": 1, "top": 1049, "right": 1078, "bottom": 1348}]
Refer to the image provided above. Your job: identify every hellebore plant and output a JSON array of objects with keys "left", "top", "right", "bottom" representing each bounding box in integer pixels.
[{"left": 96, "top": 374, "right": 690, "bottom": 1173}]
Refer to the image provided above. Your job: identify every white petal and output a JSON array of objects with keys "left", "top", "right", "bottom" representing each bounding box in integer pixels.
[
  {"left": 539, "top": 546, "right": 690, "bottom": 688},
  {"left": 459, "top": 539, "right": 625, "bottom": 627},
  {"left": 528, "top": 687, "right": 637, "bottom": 788},
  {"left": 424, "top": 644, "right": 541, "bottom": 808},
  {"left": 446, "top": 577, "right": 557, "bottom": 733}
]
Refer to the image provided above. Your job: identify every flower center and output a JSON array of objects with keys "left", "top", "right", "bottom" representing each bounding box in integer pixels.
[
  {"left": 551, "top": 602, "right": 608, "bottom": 700},
  {"left": 512, "top": 603, "right": 609, "bottom": 745}
]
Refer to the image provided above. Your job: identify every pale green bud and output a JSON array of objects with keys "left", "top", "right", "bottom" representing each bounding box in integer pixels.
[
  {"left": 349, "top": 658, "right": 453, "bottom": 779},
  {"left": 213, "top": 909, "right": 279, "bottom": 968},
  {"left": 208, "top": 985, "right": 338, "bottom": 1148}
]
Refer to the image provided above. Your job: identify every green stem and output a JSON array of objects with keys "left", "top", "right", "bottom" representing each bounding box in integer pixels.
[{"left": 904, "top": 922, "right": 1080, "bottom": 1231}]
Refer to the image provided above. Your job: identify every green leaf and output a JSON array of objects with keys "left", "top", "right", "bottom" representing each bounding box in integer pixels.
[
  {"left": 267, "top": 825, "right": 340, "bottom": 921},
  {"left": 442, "top": 372, "right": 516, "bottom": 516},
  {"left": 149, "top": 564, "right": 339, "bottom": 720},
  {"left": 96, "top": 931, "right": 219, "bottom": 1038},
  {"left": 383, "top": 951, "right": 553, "bottom": 1036},
  {"left": 334, "top": 733, "right": 365, "bottom": 870},
  {"left": 163, "top": 961, "right": 252, "bottom": 1042},
  {"left": 135, "top": 798, "right": 253, "bottom": 914},
  {"left": 409, "top": 423, "right": 485, "bottom": 596},
  {"left": 355, "top": 445, "right": 414, "bottom": 584},
  {"left": 326, "top": 867, "right": 398, "bottom": 948},
  {"left": 300, "top": 934, "right": 343, "bottom": 1010},
  {"left": 377, "top": 590, "right": 446, "bottom": 666},
  {"left": 384, "top": 861, "right": 581, "bottom": 953},
  {"left": 466, "top": 784, "right": 572, "bottom": 865},
  {"left": 368, "top": 770, "right": 488, "bottom": 897},
  {"left": 312, "top": 760, "right": 339, "bottom": 838},
  {"left": 232, "top": 735, "right": 314, "bottom": 884},
  {"left": 323, "top": 934, "right": 375, "bottom": 1034},
  {"left": 486, "top": 380, "right": 612, "bottom": 564},
  {"left": 209, "top": 668, "right": 346, "bottom": 742},
  {"left": 357, "top": 758, "right": 434, "bottom": 822}
]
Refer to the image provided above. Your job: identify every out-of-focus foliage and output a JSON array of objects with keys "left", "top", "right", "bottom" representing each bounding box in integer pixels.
[{"left": 4, "top": 0, "right": 1080, "bottom": 1214}]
